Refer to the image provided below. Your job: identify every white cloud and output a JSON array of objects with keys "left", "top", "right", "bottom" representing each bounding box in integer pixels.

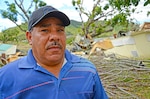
[
  {"left": 45, "top": 0, "right": 72, "bottom": 7},
  {"left": 130, "top": 1, "right": 150, "bottom": 24},
  {"left": 0, "top": 19, "right": 15, "bottom": 31},
  {"left": 44, "top": 0, "right": 82, "bottom": 21},
  {"left": 44, "top": 0, "right": 100, "bottom": 22},
  {"left": 0, "top": 18, "right": 22, "bottom": 32}
]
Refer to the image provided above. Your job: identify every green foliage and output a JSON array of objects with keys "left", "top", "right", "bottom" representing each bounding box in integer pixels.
[
  {"left": 95, "top": 6, "right": 102, "bottom": 15},
  {"left": 0, "top": 20, "right": 82, "bottom": 44},
  {"left": 147, "top": 11, "right": 150, "bottom": 16},
  {"left": 70, "top": 20, "right": 82, "bottom": 28},
  {"left": 110, "top": 13, "right": 129, "bottom": 27},
  {"left": 66, "top": 36, "right": 75, "bottom": 45},
  {"left": 0, "top": 2, "right": 18, "bottom": 22},
  {"left": 72, "top": 0, "right": 76, "bottom": 6},
  {"left": 132, "top": 0, "right": 140, "bottom": 6},
  {"left": 38, "top": 1, "right": 46, "bottom": 7},
  {"left": 0, "top": 0, "right": 47, "bottom": 32},
  {"left": 72, "top": 0, "right": 149, "bottom": 38},
  {"left": 0, "top": 19, "right": 140, "bottom": 45},
  {"left": 65, "top": 20, "right": 82, "bottom": 36},
  {"left": 144, "top": 0, "right": 150, "bottom": 6},
  {"left": 33, "top": 0, "right": 46, "bottom": 8},
  {"left": 0, "top": 28, "right": 19, "bottom": 43},
  {"left": 103, "top": 4, "right": 109, "bottom": 10},
  {"left": 109, "top": 0, "right": 140, "bottom": 9},
  {"left": 19, "top": 23, "right": 28, "bottom": 30},
  {"left": 76, "top": 0, "right": 81, "bottom": 5}
]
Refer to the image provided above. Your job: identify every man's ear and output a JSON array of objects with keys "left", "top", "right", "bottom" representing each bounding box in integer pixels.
[{"left": 26, "top": 31, "right": 32, "bottom": 45}]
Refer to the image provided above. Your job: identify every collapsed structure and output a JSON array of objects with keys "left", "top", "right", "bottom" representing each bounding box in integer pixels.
[{"left": 72, "top": 22, "right": 150, "bottom": 59}]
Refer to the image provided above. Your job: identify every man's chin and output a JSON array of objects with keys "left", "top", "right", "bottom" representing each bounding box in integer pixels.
[{"left": 47, "top": 54, "right": 63, "bottom": 61}]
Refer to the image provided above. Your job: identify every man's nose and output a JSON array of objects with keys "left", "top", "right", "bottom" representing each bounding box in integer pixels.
[{"left": 48, "top": 32, "right": 60, "bottom": 41}]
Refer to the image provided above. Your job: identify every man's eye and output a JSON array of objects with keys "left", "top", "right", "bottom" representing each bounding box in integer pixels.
[
  {"left": 58, "top": 29, "right": 64, "bottom": 32},
  {"left": 41, "top": 29, "right": 48, "bottom": 32}
]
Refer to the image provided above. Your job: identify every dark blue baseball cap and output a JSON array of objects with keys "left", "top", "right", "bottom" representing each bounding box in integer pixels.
[{"left": 28, "top": 5, "right": 70, "bottom": 31}]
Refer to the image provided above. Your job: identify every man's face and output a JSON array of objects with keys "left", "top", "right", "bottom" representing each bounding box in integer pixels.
[{"left": 26, "top": 17, "right": 66, "bottom": 66}]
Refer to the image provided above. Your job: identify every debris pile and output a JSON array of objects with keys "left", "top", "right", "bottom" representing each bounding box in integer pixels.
[{"left": 90, "top": 53, "right": 150, "bottom": 99}]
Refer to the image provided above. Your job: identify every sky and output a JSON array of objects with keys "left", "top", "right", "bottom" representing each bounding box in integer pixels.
[{"left": 0, "top": 0, "right": 150, "bottom": 32}]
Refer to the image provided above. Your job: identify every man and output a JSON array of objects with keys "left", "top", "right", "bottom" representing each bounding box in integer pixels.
[{"left": 0, "top": 6, "right": 108, "bottom": 99}]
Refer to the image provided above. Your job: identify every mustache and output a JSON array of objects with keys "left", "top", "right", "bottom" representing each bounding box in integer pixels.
[{"left": 46, "top": 41, "right": 62, "bottom": 49}]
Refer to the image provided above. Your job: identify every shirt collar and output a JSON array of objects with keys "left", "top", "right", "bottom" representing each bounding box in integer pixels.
[{"left": 36, "top": 57, "right": 67, "bottom": 68}]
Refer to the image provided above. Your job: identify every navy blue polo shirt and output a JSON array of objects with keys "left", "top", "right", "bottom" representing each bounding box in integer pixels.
[{"left": 0, "top": 49, "right": 108, "bottom": 99}]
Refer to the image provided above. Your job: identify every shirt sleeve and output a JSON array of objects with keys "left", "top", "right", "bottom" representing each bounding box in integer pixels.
[{"left": 93, "top": 71, "right": 109, "bottom": 99}]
